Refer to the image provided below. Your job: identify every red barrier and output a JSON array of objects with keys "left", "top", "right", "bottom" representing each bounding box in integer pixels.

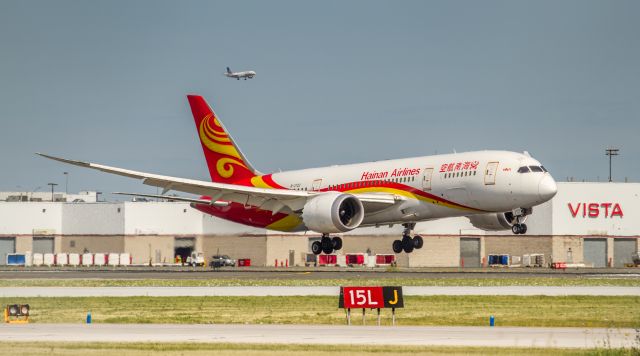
[
  {"left": 346, "top": 254, "right": 365, "bottom": 265},
  {"left": 318, "top": 254, "right": 337, "bottom": 266},
  {"left": 552, "top": 262, "right": 567, "bottom": 270},
  {"left": 375, "top": 254, "right": 395, "bottom": 265},
  {"left": 238, "top": 259, "right": 251, "bottom": 267}
]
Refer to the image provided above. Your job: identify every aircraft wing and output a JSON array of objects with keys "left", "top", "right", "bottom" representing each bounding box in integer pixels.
[
  {"left": 37, "top": 153, "right": 398, "bottom": 214},
  {"left": 112, "top": 192, "right": 230, "bottom": 206}
]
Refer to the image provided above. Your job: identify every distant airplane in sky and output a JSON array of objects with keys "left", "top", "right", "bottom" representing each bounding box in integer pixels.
[
  {"left": 38, "top": 95, "right": 557, "bottom": 256},
  {"left": 224, "top": 67, "right": 256, "bottom": 80}
]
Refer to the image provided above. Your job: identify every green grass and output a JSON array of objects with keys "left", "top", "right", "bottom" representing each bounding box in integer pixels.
[
  {"left": 2, "top": 295, "right": 639, "bottom": 328},
  {"left": 0, "top": 277, "right": 638, "bottom": 287},
  {"left": 0, "top": 342, "right": 639, "bottom": 355}
]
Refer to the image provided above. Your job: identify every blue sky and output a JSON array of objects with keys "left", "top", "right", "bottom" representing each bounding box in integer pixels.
[{"left": 1, "top": 0, "right": 638, "bottom": 198}]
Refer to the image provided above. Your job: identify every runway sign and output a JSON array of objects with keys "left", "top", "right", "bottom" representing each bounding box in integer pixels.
[{"left": 339, "top": 286, "right": 404, "bottom": 308}]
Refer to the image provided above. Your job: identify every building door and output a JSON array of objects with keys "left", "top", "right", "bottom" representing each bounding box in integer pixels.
[
  {"left": 174, "top": 237, "right": 195, "bottom": 264},
  {"left": 421, "top": 168, "right": 434, "bottom": 191},
  {"left": 460, "top": 237, "right": 481, "bottom": 268},
  {"left": 33, "top": 236, "right": 54, "bottom": 254},
  {"left": 613, "top": 238, "right": 636, "bottom": 268},
  {"left": 289, "top": 250, "right": 295, "bottom": 267},
  {"left": 0, "top": 237, "right": 16, "bottom": 265},
  {"left": 584, "top": 238, "right": 607, "bottom": 268},
  {"left": 484, "top": 162, "right": 499, "bottom": 185}
]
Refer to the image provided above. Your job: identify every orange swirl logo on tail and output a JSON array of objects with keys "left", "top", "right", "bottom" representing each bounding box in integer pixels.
[{"left": 199, "top": 113, "right": 250, "bottom": 180}]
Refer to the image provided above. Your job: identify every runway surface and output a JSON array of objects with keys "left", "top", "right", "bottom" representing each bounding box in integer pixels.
[
  {"left": 0, "top": 267, "right": 638, "bottom": 280},
  {"left": 1, "top": 286, "right": 639, "bottom": 297},
  {"left": 1, "top": 324, "right": 636, "bottom": 348}
]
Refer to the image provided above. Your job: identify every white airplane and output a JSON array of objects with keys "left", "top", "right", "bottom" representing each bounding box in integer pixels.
[
  {"left": 38, "top": 95, "right": 557, "bottom": 255},
  {"left": 224, "top": 67, "right": 256, "bottom": 80}
]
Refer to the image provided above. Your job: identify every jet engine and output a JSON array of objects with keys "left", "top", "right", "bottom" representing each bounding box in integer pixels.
[
  {"left": 467, "top": 212, "right": 518, "bottom": 231},
  {"left": 301, "top": 192, "right": 364, "bottom": 233}
]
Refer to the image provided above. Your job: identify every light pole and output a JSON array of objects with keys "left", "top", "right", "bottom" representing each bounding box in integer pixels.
[
  {"left": 64, "top": 172, "right": 69, "bottom": 195},
  {"left": 47, "top": 183, "right": 58, "bottom": 202},
  {"left": 605, "top": 147, "right": 619, "bottom": 182}
]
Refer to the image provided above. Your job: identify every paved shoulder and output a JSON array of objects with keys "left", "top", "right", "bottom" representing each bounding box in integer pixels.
[{"left": 1, "top": 286, "right": 639, "bottom": 297}]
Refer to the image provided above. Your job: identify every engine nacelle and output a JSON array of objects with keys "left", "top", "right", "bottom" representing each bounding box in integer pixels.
[
  {"left": 301, "top": 192, "right": 364, "bottom": 233},
  {"left": 467, "top": 212, "right": 517, "bottom": 231}
]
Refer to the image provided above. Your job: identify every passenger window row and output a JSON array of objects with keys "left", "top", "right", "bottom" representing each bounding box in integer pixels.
[{"left": 444, "top": 171, "right": 477, "bottom": 179}]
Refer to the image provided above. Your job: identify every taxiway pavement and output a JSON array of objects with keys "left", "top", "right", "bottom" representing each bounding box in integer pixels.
[
  {"left": 1, "top": 286, "right": 638, "bottom": 297},
  {"left": 1, "top": 323, "right": 636, "bottom": 348},
  {"left": 0, "top": 267, "right": 638, "bottom": 280}
]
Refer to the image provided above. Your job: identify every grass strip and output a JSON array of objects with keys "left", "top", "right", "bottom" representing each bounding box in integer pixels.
[
  {"left": 0, "top": 342, "right": 634, "bottom": 356},
  {"left": 0, "top": 341, "right": 638, "bottom": 356},
  {"left": 1, "top": 295, "right": 638, "bottom": 328},
  {"left": 0, "top": 277, "right": 638, "bottom": 287}
]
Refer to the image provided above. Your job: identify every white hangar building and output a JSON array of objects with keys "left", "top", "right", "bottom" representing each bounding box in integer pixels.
[{"left": 0, "top": 182, "right": 638, "bottom": 267}]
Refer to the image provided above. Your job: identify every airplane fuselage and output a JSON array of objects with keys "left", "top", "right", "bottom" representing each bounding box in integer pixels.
[
  {"left": 225, "top": 71, "right": 256, "bottom": 79},
  {"left": 194, "top": 150, "right": 556, "bottom": 232}
]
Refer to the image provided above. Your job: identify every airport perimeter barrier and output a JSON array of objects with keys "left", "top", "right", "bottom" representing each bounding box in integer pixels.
[
  {"left": 56, "top": 253, "right": 69, "bottom": 266},
  {"left": 375, "top": 254, "right": 396, "bottom": 266},
  {"left": 315, "top": 254, "right": 397, "bottom": 267},
  {"left": 43, "top": 253, "right": 54, "bottom": 266},
  {"left": 6, "top": 254, "right": 26, "bottom": 266},
  {"left": 237, "top": 258, "right": 251, "bottom": 267},
  {"left": 108, "top": 253, "right": 119, "bottom": 266},
  {"left": 488, "top": 254, "right": 510, "bottom": 266},
  {"left": 21, "top": 252, "right": 133, "bottom": 267},
  {"left": 82, "top": 253, "right": 93, "bottom": 266},
  {"left": 69, "top": 253, "right": 80, "bottom": 266},
  {"left": 94, "top": 253, "right": 106, "bottom": 266},
  {"left": 345, "top": 253, "right": 366, "bottom": 266},
  {"left": 318, "top": 254, "right": 338, "bottom": 266}
]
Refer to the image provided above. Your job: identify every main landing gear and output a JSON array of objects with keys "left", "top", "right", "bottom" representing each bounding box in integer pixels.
[
  {"left": 392, "top": 223, "right": 424, "bottom": 254},
  {"left": 311, "top": 234, "right": 343, "bottom": 255}
]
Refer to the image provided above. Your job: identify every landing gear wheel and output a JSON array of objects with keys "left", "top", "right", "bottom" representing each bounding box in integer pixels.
[
  {"left": 512, "top": 224, "right": 528, "bottom": 234},
  {"left": 519, "top": 224, "right": 527, "bottom": 234},
  {"left": 512, "top": 224, "right": 521, "bottom": 234},
  {"left": 332, "top": 236, "right": 343, "bottom": 251},
  {"left": 413, "top": 235, "right": 424, "bottom": 249},
  {"left": 311, "top": 241, "right": 322, "bottom": 255},
  {"left": 402, "top": 235, "right": 414, "bottom": 253},
  {"left": 392, "top": 240, "right": 403, "bottom": 254},
  {"left": 321, "top": 236, "right": 334, "bottom": 254}
]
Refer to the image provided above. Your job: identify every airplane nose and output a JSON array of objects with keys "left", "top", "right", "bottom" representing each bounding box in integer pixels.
[{"left": 538, "top": 175, "right": 557, "bottom": 201}]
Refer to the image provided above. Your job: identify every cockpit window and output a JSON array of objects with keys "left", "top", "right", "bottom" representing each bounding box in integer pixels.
[
  {"left": 517, "top": 166, "right": 530, "bottom": 173},
  {"left": 541, "top": 166, "right": 548, "bottom": 172},
  {"left": 529, "top": 166, "right": 543, "bottom": 172}
]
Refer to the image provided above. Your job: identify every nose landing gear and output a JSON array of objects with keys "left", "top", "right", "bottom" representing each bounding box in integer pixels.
[
  {"left": 512, "top": 223, "right": 527, "bottom": 234},
  {"left": 311, "top": 234, "right": 343, "bottom": 255},
  {"left": 392, "top": 223, "right": 424, "bottom": 254},
  {"left": 510, "top": 208, "right": 531, "bottom": 235}
]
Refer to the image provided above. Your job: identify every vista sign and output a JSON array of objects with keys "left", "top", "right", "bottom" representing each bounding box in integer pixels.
[{"left": 568, "top": 203, "right": 623, "bottom": 218}]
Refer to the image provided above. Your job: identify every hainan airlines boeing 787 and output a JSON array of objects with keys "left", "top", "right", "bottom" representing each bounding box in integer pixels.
[{"left": 38, "top": 95, "right": 557, "bottom": 255}]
